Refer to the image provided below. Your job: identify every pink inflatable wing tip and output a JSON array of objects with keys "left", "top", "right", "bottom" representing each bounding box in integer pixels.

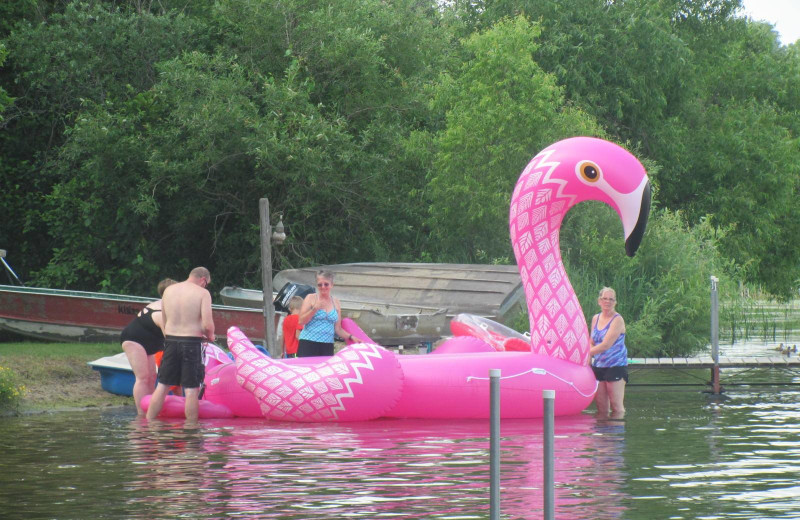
[{"left": 341, "top": 317, "right": 378, "bottom": 345}]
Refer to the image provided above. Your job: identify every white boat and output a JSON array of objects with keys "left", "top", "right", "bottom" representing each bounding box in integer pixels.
[{"left": 87, "top": 353, "right": 135, "bottom": 396}]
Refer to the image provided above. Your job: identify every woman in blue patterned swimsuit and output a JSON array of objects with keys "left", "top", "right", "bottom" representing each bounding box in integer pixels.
[
  {"left": 588, "top": 287, "right": 628, "bottom": 418},
  {"left": 297, "top": 270, "right": 361, "bottom": 357}
]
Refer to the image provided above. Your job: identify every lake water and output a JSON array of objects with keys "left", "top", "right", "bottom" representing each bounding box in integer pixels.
[{"left": 1, "top": 371, "right": 799, "bottom": 520}]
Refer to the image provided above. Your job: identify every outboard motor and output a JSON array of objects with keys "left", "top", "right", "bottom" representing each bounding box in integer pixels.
[{"left": 273, "top": 282, "right": 315, "bottom": 313}]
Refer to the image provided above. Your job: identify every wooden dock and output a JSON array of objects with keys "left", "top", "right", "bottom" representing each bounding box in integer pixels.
[
  {"left": 626, "top": 355, "right": 800, "bottom": 392},
  {"left": 628, "top": 356, "right": 800, "bottom": 369}
]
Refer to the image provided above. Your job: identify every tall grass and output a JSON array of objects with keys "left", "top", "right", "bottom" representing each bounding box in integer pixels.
[
  {"left": 720, "top": 299, "right": 800, "bottom": 344},
  {"left": 560, "top": 205, "right": 731, "bottom": 358}
]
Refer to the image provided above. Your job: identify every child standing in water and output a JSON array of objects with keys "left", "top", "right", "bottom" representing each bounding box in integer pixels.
[{"left": 282, "top": 296, "right": 304, "bottom": 358}]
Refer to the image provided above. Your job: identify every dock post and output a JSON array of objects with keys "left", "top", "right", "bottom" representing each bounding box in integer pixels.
[
  {"left": 259, "top": 199, "right": 287, "bottom": 358},
  {"left": 489, "top": 368, "right": 501, "bottom": 520},
  {"left": 710, "top": 276, "right": 721, "bottom": 394},
  {"left": 543, "top": 389, "right": 555, "bottom": 520},
  {"left": 259, "top": 198, "right": 278, "bottom": 357}
]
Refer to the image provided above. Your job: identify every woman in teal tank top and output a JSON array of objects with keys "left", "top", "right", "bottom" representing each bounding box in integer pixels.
[{"left": 297, "top": 271, "right": 361, "bottom": 357}]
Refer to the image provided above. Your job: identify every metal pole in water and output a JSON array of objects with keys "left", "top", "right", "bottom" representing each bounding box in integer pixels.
[
  {"left": 543, "top": 389, "right": 555, "bottom": 520},
  {"left": 710, "top": 276, "right": 721, "bottom": 394},
  {"left": 489, "top": 368, "right": 501, "bottom": 520}
]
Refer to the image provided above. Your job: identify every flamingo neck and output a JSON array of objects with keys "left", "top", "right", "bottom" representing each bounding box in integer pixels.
[{"left": 509, "top": 157, "right": 590, "bottom": 364}]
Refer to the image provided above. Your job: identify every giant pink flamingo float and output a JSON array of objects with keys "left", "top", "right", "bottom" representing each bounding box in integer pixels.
[{"left": 144, "top": 137, "right": 651, "bottom": 420}]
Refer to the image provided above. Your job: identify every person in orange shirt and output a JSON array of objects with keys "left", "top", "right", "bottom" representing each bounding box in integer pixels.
[
  {"left": 282, "top": 296, "right": 303, "bottom": 358},
  {"left": 153, "top": 350, "right": 182, "bottom": 397}
]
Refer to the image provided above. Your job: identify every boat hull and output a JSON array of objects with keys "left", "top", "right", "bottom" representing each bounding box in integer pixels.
[
  {"left": 222, "top": 262, "right": 526, "bottom": 345},
  {"left": 0, "top": 284, "right": 267, "bottom": 344},
  {"left": 88, "top": 352, "right": 136, "bottom": 396}
]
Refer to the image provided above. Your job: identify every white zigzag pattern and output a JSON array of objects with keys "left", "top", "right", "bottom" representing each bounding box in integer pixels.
[
  {"left": 549, "top": 200, "right": 567, "bottom": 217},
  {"left": 537, "top": 237, "right": 551, "bottom": 255},
  {"left": 232, "top": 332, "right": 387, "bottom": 421},
  {"left": 538, "top": 157, "right": 577, "bottom": 213},
  {"left": 328, "top": 344, "right": 384, "bottom": 420}
]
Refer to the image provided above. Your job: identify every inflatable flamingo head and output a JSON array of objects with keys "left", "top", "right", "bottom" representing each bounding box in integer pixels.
[{"left": 509, "top": 137, "right": 651, "bottom": 364}]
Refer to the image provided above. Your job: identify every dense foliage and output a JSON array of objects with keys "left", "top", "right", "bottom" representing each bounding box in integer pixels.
[{"left": 1, "top": 0, "right": 798, "bottom": 355}]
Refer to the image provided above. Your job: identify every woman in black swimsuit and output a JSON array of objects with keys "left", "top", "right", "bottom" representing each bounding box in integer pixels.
[{"left": 121, "top": 278, "right": 175, "bottom": 415}]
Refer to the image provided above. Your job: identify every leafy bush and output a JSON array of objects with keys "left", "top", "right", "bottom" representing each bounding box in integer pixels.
[
  {"left": 0, "top": 365, "right": 26, "bottom": 411},
  {"left": 562, "top": 204, "right": 734, "bottom": 357},
  {"left": 505, "top": 203, "right": 734, "bottom": 358}
]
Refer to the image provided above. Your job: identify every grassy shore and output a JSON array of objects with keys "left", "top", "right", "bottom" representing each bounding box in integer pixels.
[
  {"left": 0, "top": 336, "right": 364, "bottom": 415},
  {"left": 0, "top": 340, "right": 132, "bottom": 414}
]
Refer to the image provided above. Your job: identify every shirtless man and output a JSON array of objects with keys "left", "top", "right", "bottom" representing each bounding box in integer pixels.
[{"left": 146, "top": 267, "right": 215, "bottom": 423}]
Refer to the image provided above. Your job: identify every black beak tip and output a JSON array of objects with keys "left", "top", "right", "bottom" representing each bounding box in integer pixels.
[{"left": 624, "top": 180, "right": 652, "bottom": 257}]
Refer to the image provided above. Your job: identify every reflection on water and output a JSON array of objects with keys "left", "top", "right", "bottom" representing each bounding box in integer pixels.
[
  {"left": 122, "top": 415, "right": 623, "bottom": 519},
  {"left": 0, "top": 386, "right": 798, "bottom": 519}
]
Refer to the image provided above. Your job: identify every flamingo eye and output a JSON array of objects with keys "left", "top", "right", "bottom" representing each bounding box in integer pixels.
[{"left": 576, "top": 160, "right": 602, "bottom": 183}]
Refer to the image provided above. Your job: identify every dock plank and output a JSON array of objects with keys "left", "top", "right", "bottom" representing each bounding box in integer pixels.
[
  {"left": 626, "top": 355, "right": 800, "bottom": 389},
  {"left": 694, "top": 357, "right": 716, "bottom": 367},
  {"left": 625, "top": 356, "right": 800, "bottom": 371}
]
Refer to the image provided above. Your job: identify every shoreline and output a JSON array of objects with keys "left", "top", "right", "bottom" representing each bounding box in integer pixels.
[
  {"left": 0, "top": 341, "right": 133, "bottom": 415},
  {"left": 6, "top": 371, "right": 132, "bottom": 416}
]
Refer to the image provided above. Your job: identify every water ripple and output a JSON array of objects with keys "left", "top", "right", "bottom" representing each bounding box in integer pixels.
[{"left": 1, "top": 387, "right": 799, "bottom": 519}]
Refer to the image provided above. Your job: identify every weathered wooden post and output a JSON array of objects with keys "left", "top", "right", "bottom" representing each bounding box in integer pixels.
[{"left": 259, "top": 198, "right": 286, "bottom": 358}]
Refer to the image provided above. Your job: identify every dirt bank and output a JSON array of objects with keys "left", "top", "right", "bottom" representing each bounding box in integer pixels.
[
  {"left": 1, "top": 348, "right": 132, "bottom": 414},
  {"left": 22, "top": 358, "right": 131, "bottom": 411}
]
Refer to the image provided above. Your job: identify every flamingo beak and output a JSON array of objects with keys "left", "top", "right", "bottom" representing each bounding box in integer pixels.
[{"left": 624, "top": 179, "right": 651, "bottom": 257}]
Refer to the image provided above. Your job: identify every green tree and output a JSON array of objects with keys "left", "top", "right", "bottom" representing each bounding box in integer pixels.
[
  {"left": 677, "top": 100, "right": 799, "bottom": 296},
  {"left": 36, "top": 49, "right": 430, "bottom": 292},
  {"left": 425, "top": 15, "right": 602, "bottom": 262},
  {"left": 36, "top": 52, "right": 261, "bottom": 292},
  {"left": 457, "top": 0, "right": 694, "bottom": 153},
  {"left": 560, "top": 204, "right": 731, "bottom": 357},
  {"left": 653, "top": 13, "right": 800, "bottom": 296},
  {"left": 0, "top": 44, "right": 12, "bottom": 119},
  {"left": 0, "top": 2, "right": 212, "bottom": 282},
  {"left": 211, "top": 0, "right": 459, "bottom": 265},
  {"left": 213, "top": 0, "right": 454, "bottom": 129}
]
